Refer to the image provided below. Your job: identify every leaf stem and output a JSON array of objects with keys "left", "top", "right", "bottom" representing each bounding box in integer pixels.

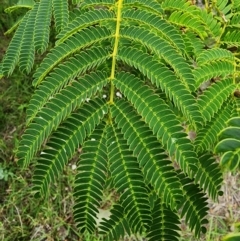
[
  {"left": 109, "top": 0, "right": 123, "bottom": 104},
  {"left": 205, "top": 0, "right": 209, "bottom": 11}
]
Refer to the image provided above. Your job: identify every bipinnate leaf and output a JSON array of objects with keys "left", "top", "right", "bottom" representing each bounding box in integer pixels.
[{"left": 2, "top": 0, "right": 239, "bottom": 239}]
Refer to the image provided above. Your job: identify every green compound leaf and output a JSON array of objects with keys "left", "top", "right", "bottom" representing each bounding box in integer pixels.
[
  {"left": 74, "top": 124, "right": 108, "bottom": 233},
  {"left": 2, "top": 0, "right": 239, "bottom": 239},
  {"left": 147, "top": 198, "right": 181, "bottom": 241},
  {"left": 107, "top": 123, "right": 151, "bottom": 233},
  {"left": 111, "top": 99, "right": 183, "bottom": 210},
  {"left": 99, "top": 204, "right": 129, "bottom": 241},
  {"left": 215, "top": 116, "right": 240, "bottom": 171},
  {"left": 178, "top": 171, "right": 209, "bottom": 237},
  {"left": 220, "top": 151, "right": 240, "bottom": 171},
  {"left": 215, "top": 139, "right": 240, "bottom": 152},
  {"left": 32, "top": 99, "right": 108, "bottom": 197}
]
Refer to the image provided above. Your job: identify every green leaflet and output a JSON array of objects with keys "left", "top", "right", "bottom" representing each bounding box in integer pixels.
[
  {"left": 215, "top": 117, "right": 240, "bottom": 171},
  {"left": 220, "top": 152, "right": 240, "bottom": 171},
  {"left": 215, "top": 137, "right": 240, "bottom": 152}
]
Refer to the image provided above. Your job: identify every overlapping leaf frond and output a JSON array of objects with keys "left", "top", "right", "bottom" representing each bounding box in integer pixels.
[
  {"left": 195, "top": 100, "right": 233, "bottom": 153},
  {"left": 2, "top": 0, "right": 52, "bottom": 74},
  {"left": 117, "top": 47, "right": 203, "bottom": 129},
  {"left": 123, "top": 0, "right": 163, "bottom": 15},
  {"left": 162, "top": 0, "right": 196, "bottom": 12},
  {"left": 81, "top": 0, "right": 115, "bottom": 10},
  {"left": 183, "top": 32, "right": 205, "bottom": 57},
  {"left": 52, "top": 0, "right": 69, "bottom": 33},
  {"left": 195, "top": 153, "right": 223, "bottom": 201},
  {"left": 221, "top": 30, "right": 240, "bottom": 46},
  {"left": 194, "top": 61, "right": 235, "bottom": 89},
  {"left": 56, "top": 9, "right": 114, "bottom": 44},
  {"left": 178, "top": 172, "right": 209, "bottom": 237},
  {"left": 74, "top": 124, "right": 108, "bottom": 233},
  {"left": 197, "top": 9, "right": 222, "bottom": 38},
  {"left": 107, "top": 123, "right": 151, "bottom": 233},
  {"left": 162, "top": 0, "right": 221, "bottom": 39},
  {"left": 33, "top": 99, "right": 107, "bottom": 197},
  {"left": 17, "top": 73, "right": 108, "bottom": 168},
  {"left": 32, "top": 26, "right": 111, "bottom": 86},
  {"left": 2, "top": 11, "right": 30, "bottom": 75},
  {"left": 215, "top": 116, "right": 240, "bottom": 171},
  {"left": 217, "top": 0, "right": 240, "bottom": 46},
  {"left": 121, "top": 9, "right": 184, "bottom": 53},
  {"left": 114, "top": 71, "right": 199, "bottom": 176},
  {"left": 147, "top": 198, "right": 181, "bottom": 241},
  {"left": 111, "top": 99, "right": 183, "bottom": 210},
  {"left": 2, "top": 0, "right": 71, "bottom": 75},
  {"left": 168, "top": 10, "right": 207, "bottom": 39},
  {"left": 2, "top": 0, "right": 240, "bottom": 240},
  {"left": 230, "top": 13, "right": 240, "bottom": 27},
  {"left": 232, "top": 0, "right": 240, "bottom": 9},
  {"left": 4, "top": 0, "right": 34, "bottom": 13},
  {"left": 27, "top": 47, "right": 110, "bottom": 122},
  {"left": 197, "top": 48, "right": 234, "bottom": 64},
  {"left": 198, "top": 78, "right": 235, "bottom": 123},
  {"left": 120, "top": 26, "right": 196, "bottom": 92},
  {"left": 34, "top": 0, "right": 52, "bottom": 54},
  {"left": 215, "top": 0, "right": 233, "bottom": 21},
  {"left": 99, "top": 204, "right": 130, "bottom": 241}
]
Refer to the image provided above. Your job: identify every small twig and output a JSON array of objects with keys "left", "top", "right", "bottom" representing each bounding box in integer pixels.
[
  {"left": 233, "top": 194, "right": 240, "bottom": 207},
  {"left": 13, "top": 204, "right": 23, "bottom": 236}
]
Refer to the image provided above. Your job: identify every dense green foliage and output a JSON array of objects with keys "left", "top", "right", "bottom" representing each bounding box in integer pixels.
[{"left": 1, "top": 0, "right": 240, "bottom": 240}]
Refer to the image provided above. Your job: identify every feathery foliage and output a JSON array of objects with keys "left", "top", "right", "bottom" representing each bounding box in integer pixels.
[{"left": 1, "top": 0, "right": 240, "bottom": 240}]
